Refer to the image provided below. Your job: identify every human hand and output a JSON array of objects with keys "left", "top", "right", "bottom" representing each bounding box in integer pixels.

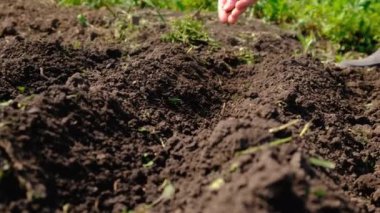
[{"left": 218, "top": 0, "right": 257, "bottom": 24}]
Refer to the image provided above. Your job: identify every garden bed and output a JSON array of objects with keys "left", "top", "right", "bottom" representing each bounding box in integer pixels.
[{"left": 0, "top": 0, "right": 379, "bottom": 212}]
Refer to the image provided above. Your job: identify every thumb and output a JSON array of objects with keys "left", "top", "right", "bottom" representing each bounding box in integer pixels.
[{"left": 218, "top": 0, "right": 229, "bottom": 23}]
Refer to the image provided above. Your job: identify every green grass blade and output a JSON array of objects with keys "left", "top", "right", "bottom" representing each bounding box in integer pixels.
[
  {"left": 238, "top": 137, "right": 293, "bottom": 156},
  {"left": 309, "top": 157, "right": 336, "bottom": 169}
]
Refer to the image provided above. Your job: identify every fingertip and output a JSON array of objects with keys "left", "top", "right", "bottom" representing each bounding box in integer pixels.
[
  {"left": 219, "top": 12, "right": 229, "bottom": 23},
  {"left": 228, "top": 15, "right": 238, "bottom": 24},
  {"left": 231, "top": 8, "right": 242, "bottom": 18},
  {"left": 228, "top": 9, "right": 243, "bottom": 24},
  {"left": 220, "top": 18, "right": 228, "bottom": 24}
]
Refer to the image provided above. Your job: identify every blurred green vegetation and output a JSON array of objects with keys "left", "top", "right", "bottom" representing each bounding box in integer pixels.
[
  {"left": 59, "top": 0, "right": 380, "bottom": 54},
  {"left": 150, "top": 0, "right": 216, "bottom": 11},
  {"left": 58, "top": 0, "right": 216, "bottom": 11},
  {"left": 59, "top": 0, "right": 126, "bottom": 8},
  {"left": 251, "top": 0, "right": 380, "bottom": 54},
  {"left": 162, "top": 18, "right": 217, "bottom": 46}
]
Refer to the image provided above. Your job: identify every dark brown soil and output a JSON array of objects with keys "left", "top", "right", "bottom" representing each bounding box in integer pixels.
[{"left": 0, "top": 0, "right": 379, "bottom": 212}]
